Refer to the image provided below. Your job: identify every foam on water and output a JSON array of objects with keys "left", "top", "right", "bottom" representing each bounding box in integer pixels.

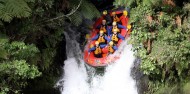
[{"left": 56, "top": 31, "right": 137, "bottom": 94}]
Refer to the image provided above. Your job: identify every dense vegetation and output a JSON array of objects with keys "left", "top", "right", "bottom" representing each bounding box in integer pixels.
[
  {"left": 1, "top": 0, "right": 190, "bottom": 94},
  {"left": 0, "top": 0, "right": 99, "bottom": 93},
  {"left": 114, "top": 0, "right": 190, "bottom": 93}
]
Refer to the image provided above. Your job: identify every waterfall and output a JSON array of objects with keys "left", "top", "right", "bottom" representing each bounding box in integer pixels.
[{"left": 56, "top": 29, "right": 138, "bottom": 94}]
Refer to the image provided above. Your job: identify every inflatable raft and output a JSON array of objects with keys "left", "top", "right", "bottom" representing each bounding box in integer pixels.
[{"left": 84, "top": 9, "right": 130, "bottom": 67}]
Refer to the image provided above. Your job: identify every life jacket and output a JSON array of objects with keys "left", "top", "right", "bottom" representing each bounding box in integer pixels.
[
  {"left": 111, "top": 34, "right": 119, "bottom": 43},
  {"left": 94, "top": 46, "right": 102, "bottom": 55},
  {"left": 113, "top": 16, "right": 120, "bottom": 22},
  {"left": 100, "top": 25, "right": 107, "bottom": 33},
  {"left": 97, "top": 35, "right": 106, "bottom": 43},
  {"left": 108, "top": 45, "right": 114, "bottom": 53},
  {"left": 112, "top": 26, "right": 120, "bottom": 33}
]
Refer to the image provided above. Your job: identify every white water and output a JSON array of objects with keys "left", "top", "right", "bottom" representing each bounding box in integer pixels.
[{"left": 56, "top": 32, "right": 137, "bottom": 94}]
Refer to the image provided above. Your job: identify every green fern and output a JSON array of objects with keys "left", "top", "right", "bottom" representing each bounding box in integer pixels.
[
  {"left": 67, "top": 0, "right": 100, "bottom": 26},
  {"left": 24, "top": 0, "right": 35, "bottom": 3},
  {"left": 142, "top": 0, "right": 161, "bottom": 7},
  {"left": 113, "top": 0, "right": 161, "bottom": 8},
  {"left": 0, "top": 0, "right": 32, "bottom": 22},
  {"left": 113, "top": 0, "right": 136, "bottom": 8},
  {"left": 0, "top": 20, "right": 3, "bottom": 27},
  {"left": 69, "top": 11, "right": 82, "bottom": 26},
  {"left": 0, "top": 48, "right": 8, "bottom": 59},
  {"left": 46, "top": 0, "right": 100, "bottom": 26},
  {"left": 79, "top": 0, "right": 100, "bottom": 19}
]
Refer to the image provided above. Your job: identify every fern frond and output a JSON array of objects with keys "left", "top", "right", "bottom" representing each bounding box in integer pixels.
[
  {"left": 0, "top": 20, "right": 3, "bottom": 26},
  {"left": 0, "top": 10, "right": 12, "bottom": 22},
  {"left": 80, "top": 0, "right": 100, "bottom": 19},
  {"left": 68, "top": 0, "right": 82, "bottom": 12},
  {"left": 67, "top": 0, "right": 100, "bottom": 25},
  {"left": 69, "top": 11, "right": 82, "bottom": 26},
  {"left": 0, "top": 48, "right": 8, "bottom": 59},
  {"left": 0, "top": 0, "right": 31, "bottom": 22},
  {"left": 24, "top": 0, "right": 35, "bottom": 3},
  {"left": 113, "top": 0, "right": 135, "bottom": 8},
  {"left": 142, "top": 0, "right": 161, "bottom": 7},
  {"left": 46, "top": 0, "right": 100, "bottom": 26}
]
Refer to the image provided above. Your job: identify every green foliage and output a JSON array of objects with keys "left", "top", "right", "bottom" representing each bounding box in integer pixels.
[
  {"left": 128, "top": 0, "right": 190, "bottom": 79},
  {"left": 115, "top": 0, "right": 190, "bottom": 93},
  {"left": 0, "top": 0, "right": 99, "bottom": 93},
  {"left": 0, "top": 60, "right": 41, "bottom": 94},
  {"left": 146, "top": 81, "right": 190, "bottom": 94},
  {"left": 113, "top": 0, "right": 161, "bottom": 8},
  {"left": 183, "top": 82, "right": 190, "bottom": 94},
  {"left": 0, "top": 37, "right": 41, "bottom": 94},
  {"left": 0, "top": 48, "right": 8, "bottom": 59},
  {"left": 5, "top": 41, "right": 39, "bottom": 60},
  {"left": 0, "top": 36, "right": 9, "bottom": 60},
  {"left": 0, "top": 0, "right": 32, "bottom": 22},
  {"left": 40, "top": 48, "right": 56, "bottom": 70},
  {"left": 68, "top": 0, "right": 100, "bottom": 26},
  {"left": 113, "top": 0, "right": 137, "bottom": 8}
]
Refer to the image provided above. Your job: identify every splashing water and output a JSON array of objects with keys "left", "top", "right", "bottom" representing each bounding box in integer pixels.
[{"left": 56, "top": 31, "right": 137, "bottom": 94}]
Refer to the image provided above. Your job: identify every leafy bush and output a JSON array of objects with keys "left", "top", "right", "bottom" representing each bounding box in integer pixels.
[
  {"left": 0, "top": 37, "right": 41, "bottom": 94},
  {"left": 114, "top": 0, "right": 190, "bottom": 93}
]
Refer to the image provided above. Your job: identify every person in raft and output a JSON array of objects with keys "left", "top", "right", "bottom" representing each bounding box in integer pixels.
[
  {"left": 120, "top": 10, "right": 129, "bottom": 26},
  {"left": 108, "top": 21, "right": 127, "bottom": 36},
  {"left": 127, "top": 24, "right": 132, "bottom": 35},
  {"left": 88, "top": 41, "right": 106, "bottom": 58},
  {"left": 91, "top": 30, "right": 110, "bottom": 45},
  {"left": 111, "top": 12, "right": 120, "bottom": 22},
  {"left": 107, "top": 41, "right": 118, "bottom": 54},
  {"left": 102, "top": 10, "right": 112, "bottom": 25},
  {"left": 96, "top": 19, "right": 109, "bottom": 35},
  {"left": 110, "top": 28, "right": 125, "bottom": 44}
]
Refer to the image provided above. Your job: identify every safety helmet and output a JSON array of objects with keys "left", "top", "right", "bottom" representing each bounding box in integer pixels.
[
  {"left": 123, "top": 10, "right": 128, "bottom": 16},
  {"left": 95, "top": 41, "right": 99, "bottom": 45},
  {"left": 109, "top": 41, "right": 114, "bottom": 45},
  {"left": 102, "top": 19, "right": 106, "bottom": 23},
  {"left": 112, "top": 22, "right": 117, "bottom": 26},
  {"left": 103, "top": 10, "right": 107, "bottom": 15},
  {"left": 85, "top": 34, "right": 90, "bottom": 39},
  {"left": 100, "top": 30, "right": 104, "bottom": 34},
  {"left": 127, "top": 24, "right": 132, "bottom": 29},
  {"left": 112, "top": 12, "right": 116, "bottom": 15},
  {"left": 90, "top": 44, "right": 94, "bottom": 48}
]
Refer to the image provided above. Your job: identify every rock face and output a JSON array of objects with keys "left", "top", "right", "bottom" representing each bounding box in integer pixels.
[
  {"left": 54, "top": 34, "right": 67, "bottom": 66},
  {"left": 131, "top": 58, "right": 149, "bottom": 94}
]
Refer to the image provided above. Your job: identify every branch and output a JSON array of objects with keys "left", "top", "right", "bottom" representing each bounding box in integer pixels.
[{"left": 46, "top": 0, "right": 83, "bottom": 22}]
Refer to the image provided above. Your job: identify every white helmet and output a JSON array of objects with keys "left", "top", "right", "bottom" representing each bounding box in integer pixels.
[
  {"left": 95, "top": 41, "right": 99, "bottom": 45},
  {"left": 112, "top": 22, "right": 117, "bottom": 26}
]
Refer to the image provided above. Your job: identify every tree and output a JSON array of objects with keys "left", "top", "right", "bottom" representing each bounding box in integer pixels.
[
  {"left": 0, "top": 0, "right": 34, "bottom": 22},
  {"left": 0, "top": 36, "right": 41, "bottom": 94},
  {"left": 114, "top": 0, "right": 190, "bottom": 93},
  {"left": 0, "top": 0, "right": 100, "bottom": 93}
]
